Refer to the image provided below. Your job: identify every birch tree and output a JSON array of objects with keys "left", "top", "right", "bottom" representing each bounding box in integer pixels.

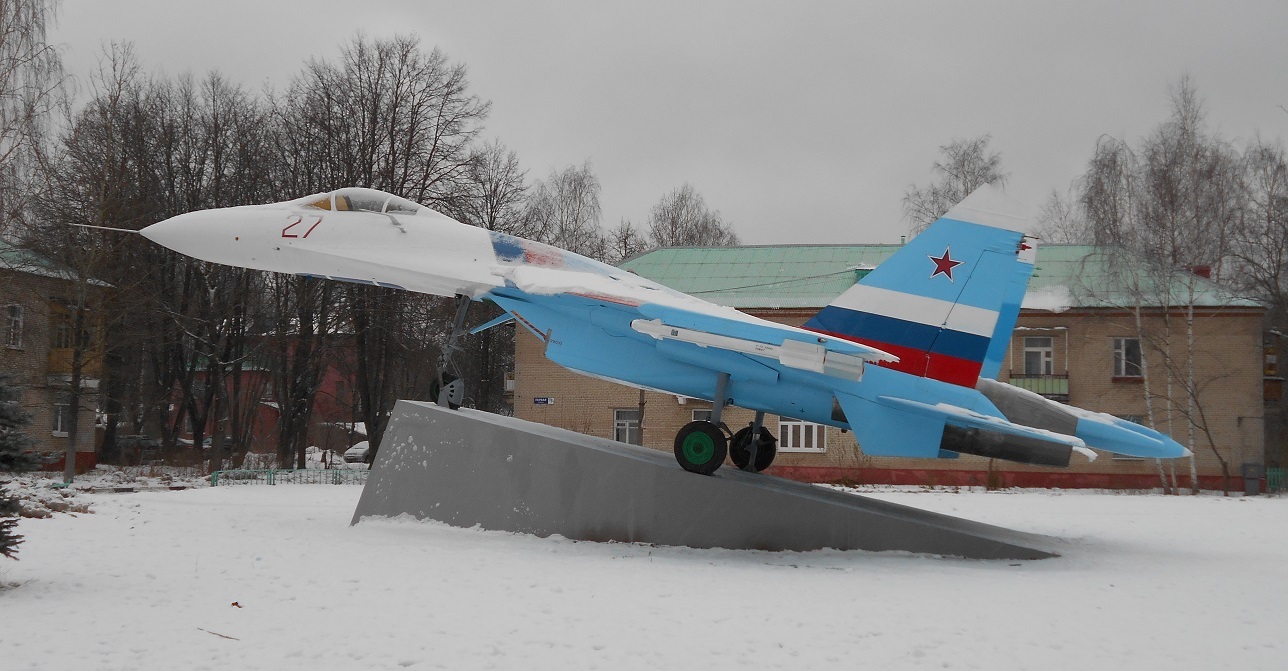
[
  {"left": 903, "top": 134, "right": 1008, "bottom": 235},
  {"left": 0, "top": 0, "right": 63, "bottom": 238},
  {"left": 1079, "top": 78, "right": 1244, "bottom": 492},
  {"left": 646, "top": 183, "right": 738, "bottom": 248}
]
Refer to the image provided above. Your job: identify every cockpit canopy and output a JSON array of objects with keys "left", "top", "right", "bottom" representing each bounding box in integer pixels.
[{"left": 295, "top": 187, "right": 423, "bottom": 215}]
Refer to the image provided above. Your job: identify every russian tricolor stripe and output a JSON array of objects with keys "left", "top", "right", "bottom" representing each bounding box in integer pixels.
[{"left": 804, "top": 285, "right": 1000, "bottom": 388}]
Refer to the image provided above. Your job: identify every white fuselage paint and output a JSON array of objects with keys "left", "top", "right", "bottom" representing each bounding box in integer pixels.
[{"left": 142, "top": 204, "right": 501, "bottom": 298}]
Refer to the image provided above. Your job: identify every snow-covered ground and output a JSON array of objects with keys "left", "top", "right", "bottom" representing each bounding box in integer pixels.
[{"left": 2, "top": 479, "right": 1285, "bottom": 670}]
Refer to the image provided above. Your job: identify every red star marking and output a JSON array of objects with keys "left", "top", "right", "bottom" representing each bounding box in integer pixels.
[{"left": 929, "top": 247, "right": 963, "bottom": 281}]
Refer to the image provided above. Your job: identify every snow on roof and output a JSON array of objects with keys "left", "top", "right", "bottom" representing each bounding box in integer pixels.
[{"left": 0, "top": 238, "right": 113, "bottom": 287}]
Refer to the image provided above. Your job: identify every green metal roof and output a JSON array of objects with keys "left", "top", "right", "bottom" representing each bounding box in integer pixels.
[
  {"left": 0, "top": 238, "right": 112, "bottom": 287},
  {"left": 620, "top": 244, "right": 1261, "bottom": 310},
  {"left": 620, "top": 245, "right": 895, "bottom": 309},
  {"left": 1, "top": 238, "right": 70, "bottom": 279}
]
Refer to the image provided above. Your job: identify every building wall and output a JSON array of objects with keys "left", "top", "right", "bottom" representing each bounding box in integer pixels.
[
  {"left": 1, "top": 270, "right": 99, "bottom": 469},
  {"left": 514, "top": 305, "right": 1265, "bottom": 490}
]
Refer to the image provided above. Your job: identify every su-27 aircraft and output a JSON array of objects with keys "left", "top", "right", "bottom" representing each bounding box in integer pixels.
[{"left": 138, "top": 185, "right": 1191, "bottom": 475}]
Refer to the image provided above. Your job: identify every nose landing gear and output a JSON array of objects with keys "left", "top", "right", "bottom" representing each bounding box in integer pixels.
[{"left": 433, "top": 294, "right": 471, "bottom": 409}]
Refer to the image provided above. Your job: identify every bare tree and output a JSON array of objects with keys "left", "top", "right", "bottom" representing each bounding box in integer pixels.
[
  {"left": 1232, "top": 137, "right": 1288, "bottom": 331},
  {"left": 645, "top": 183, "right": 738, "bottom": 248},
  {"left": 1078, "top": 78, "right": 1245, "bottom": 493},
  {"left": 276, "top": 34, "right": 492, "bottom": 461},
  {"left": 903, "top": 134, "right": 1008, "bottom": 235},
  {"left": 524, "top": 161, "right": 605, "bottom": 258},
  {"left": 0, "top": 0, "right": 64, "bottom": 238},
  {"left": 605, "top": 218, "right": 649, "bottom": 263},
  {"left": 1034, "top": 186, "right": 1090, "bottom": 244},
  {"left": 22, "top": 43, "right": 153, "bottom": 481},
  {"left": 441, "top": 139, "right": 528, "bottom": 235}
]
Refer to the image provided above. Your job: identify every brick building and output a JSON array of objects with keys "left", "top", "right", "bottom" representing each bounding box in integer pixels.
[
  {"left": 513, "top": 244, "right": 1266, "bottom": 491},
  {"left": 1, "top": 240, "right": 104, "bottom": 471}
]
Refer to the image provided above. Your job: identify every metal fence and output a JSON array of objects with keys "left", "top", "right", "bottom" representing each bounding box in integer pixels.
[
  {"left": 210, "top": 469, "right": 369, "bottom": 486},
  {"left": 1268, "top": 468, "right": 1286, "bottom": 494},
  {"left": 1006, "top": 374, "right": 1070, "bottom": 401}
]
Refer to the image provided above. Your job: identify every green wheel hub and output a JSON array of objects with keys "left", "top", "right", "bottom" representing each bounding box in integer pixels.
[{"left": 682, "top": 432, "right": 716, "bottom": 464}]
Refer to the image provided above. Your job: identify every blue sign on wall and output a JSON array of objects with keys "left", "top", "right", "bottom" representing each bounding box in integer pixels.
[{"left": 533, "top": 397, "right": 554, "bottom": 405}]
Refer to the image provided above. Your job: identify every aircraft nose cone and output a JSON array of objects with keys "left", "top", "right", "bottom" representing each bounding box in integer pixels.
[{"left": 141, "top": 209, "right": 246, "bottom": 266}]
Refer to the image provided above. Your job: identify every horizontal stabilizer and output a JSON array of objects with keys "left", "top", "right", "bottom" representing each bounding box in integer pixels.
[
  {"left": 838, "top": 393, "right": 1092, "bottom": 467},
  {"left": 1072, "top": 412, "right": 1191, "bottom": 459},
  {"left": 876, "top": 396, "right": 1089, "bottom": 452}
]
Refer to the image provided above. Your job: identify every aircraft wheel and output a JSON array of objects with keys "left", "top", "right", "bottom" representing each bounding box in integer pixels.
[
  {"left": 430, "top": 373, "right": 463, "bottom": 410},
  {"left": 674, "top": 421, "right": 728, "bottom": 475},
  {"left": 730, "top": 425, "right": 777, "bottom": 472}
]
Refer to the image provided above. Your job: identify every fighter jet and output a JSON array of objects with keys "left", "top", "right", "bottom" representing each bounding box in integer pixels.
[{"left": 140, "top": 185, "right": 1191, "bottom": 475}]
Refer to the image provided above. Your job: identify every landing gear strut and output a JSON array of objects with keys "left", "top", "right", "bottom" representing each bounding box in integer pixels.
[
  {"left": 674, "top": 372, "right": 731, "bottom": 474},
  {"left": 730, "top": 411, "right": 777, "bottom": 472},
  {"left": 433, "top": 294, "right": 470, "bottom": 409},
  {"left": 672, "top": 372, "right": 779, "bottom": 475}
]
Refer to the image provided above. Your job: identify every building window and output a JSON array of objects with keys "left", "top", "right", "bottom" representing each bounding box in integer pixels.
[
  {"left": 1020, "top": 337, "right": 1051, "bottom": 373},
  {"left": 613, "top": 409, "right": 641, "bottom": 445},
  {"left": 53, "top": 396, "right": 71, "bottom": 436},
  {"left": 1023, "top": 336, "right": 1054, "bottom": 375},
  {"left": 1113, "top": 337, "right": 1143, "bottom": 378},
  {"left": 778, "top": 418, "right": 826, "bottom": 453},
  {"left": 5, "top": 304, "right": 21, "bottom": 348},
  {"left": 52, "top": 313, "right": 74, "bottom": 349},
  {"left": 691, "top": 409, "right": 712, "bottom": 423}
]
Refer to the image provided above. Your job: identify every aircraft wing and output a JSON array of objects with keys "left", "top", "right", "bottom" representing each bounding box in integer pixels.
[
  {"left": 874, "top": 396, "right": 1093, "bottom": 455},
  {"left": 493, "top": 263, "right": 897, "bottom": 383}
]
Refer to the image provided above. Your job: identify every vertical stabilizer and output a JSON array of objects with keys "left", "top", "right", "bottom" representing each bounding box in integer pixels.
[{"left": 804, "top": 186, "right": 1035, "bottom": 387}]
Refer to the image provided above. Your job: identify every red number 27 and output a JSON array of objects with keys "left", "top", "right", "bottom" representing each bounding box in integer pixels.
[{"left": 282, "top": 216, "right": 322, "bottom": 238}]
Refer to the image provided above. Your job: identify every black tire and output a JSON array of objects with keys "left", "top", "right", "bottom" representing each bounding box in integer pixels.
[
  {"left": 729, "top": 425, "right": 778, "bottom": 472},
  {"left": 429, "top": 373, "right": 462, "bottom": 410},
  {"left": 673, "top": 421, "right": 728, "bottom": 475}
]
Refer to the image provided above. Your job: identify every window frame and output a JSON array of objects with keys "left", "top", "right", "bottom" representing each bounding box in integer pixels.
[
  {"left": 1023, "top": 336, "right": 1054, "bottom": 375},
  {"left": 1113, "top": 337, "right": 1143, "bottom": 379},
  {"left": 613, "top": 408, "right": 641, "bottom": 445},
  {"left": 4, "top": 304, "right": 22, "bottom": 348},
  {"left": 52, "top": 396, "right": 70, "bottom": 437},
  {"left": 777, "top": 418, "right": 826, "bottom": 454},
  {"left": 52, "top": 312, "right": 74, "bottom": 349}
]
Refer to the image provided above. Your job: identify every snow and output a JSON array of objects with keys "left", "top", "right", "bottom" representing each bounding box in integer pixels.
[
  {"left": 1021, "top": 285, "right": 1074, "bottom": 312},
  {"left": 3, "top": 480, "right": 1286, "bottom": 670}
]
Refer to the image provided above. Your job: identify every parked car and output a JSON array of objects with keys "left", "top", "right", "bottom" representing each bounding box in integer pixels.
[{"left": 343, "top": 441, "right": 370, "bottom": 463}]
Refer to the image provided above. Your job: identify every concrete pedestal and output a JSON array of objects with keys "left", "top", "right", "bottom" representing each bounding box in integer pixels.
[{"left": 352, "top": 401, "right": 1059, "bottom": 560}]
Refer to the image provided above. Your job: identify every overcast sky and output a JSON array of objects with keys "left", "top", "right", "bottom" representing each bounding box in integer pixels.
[{"left": 50, "top": 0, "right": 1288, "bottom": 244}]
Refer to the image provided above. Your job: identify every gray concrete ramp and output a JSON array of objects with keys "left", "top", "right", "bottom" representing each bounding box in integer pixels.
[{"left": 352, "top": 401, "right": 1059, "bottom": 560}]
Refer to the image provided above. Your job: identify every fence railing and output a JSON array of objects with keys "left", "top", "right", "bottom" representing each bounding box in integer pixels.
[
  {"left": 210, "top": 469, "right": 368, "bottom": 486},
  {"left": 1268, "top": 467, "right": 1286, "bottom": 493},
  {"left": 1006, "top": 374, "right": 1070, "bottom": 400}
]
